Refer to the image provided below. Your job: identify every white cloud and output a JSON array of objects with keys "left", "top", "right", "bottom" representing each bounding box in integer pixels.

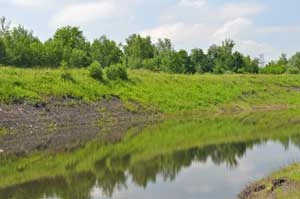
[
  {"left": 178, "top": 0, "right": 207, "bottom": 8},
  {"left": 51, "top": 1, "right": 118, "bottom": 27},
  {"left": 257, "top": 26, "right": 300, "bottom": 33},
  {"left": 220, "top": 3, "right": 266, "bottom": 20},
  {"left": 213, "top": 17, "right": 252, "bottom": 41},
  {"left": 4, "top": 0, "right": 56, "bottom": 7},
  {"left": 140, "top": 23, "right": 214, "bottom": 48},
  {"left": 237, "top": 40, "right": 278, "bottom": 61}
]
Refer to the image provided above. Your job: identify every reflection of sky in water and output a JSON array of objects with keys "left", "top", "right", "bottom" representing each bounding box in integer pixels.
[{"left": 90, "top": 141, "right": 300, "bottom": 199}]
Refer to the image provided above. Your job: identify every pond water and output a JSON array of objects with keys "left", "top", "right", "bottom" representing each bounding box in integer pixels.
[{"left": 1, "top": 109, "right": 300, "bottom": 199}]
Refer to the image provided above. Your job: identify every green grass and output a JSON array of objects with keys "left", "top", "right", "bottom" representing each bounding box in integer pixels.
[
  {"left": 0, "top": 109, "right": 300, "bottom": 191},
  {"left": 272, "top": 164, "right": 300, "bottom": 181},
  {"left": 1, "top": 67, "right": 300, "bottom": 112}
]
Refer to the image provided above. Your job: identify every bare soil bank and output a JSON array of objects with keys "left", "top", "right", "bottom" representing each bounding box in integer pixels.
[
  {"left": 239, "top": 178, "right": 300, "bottom": 199},
  {"left": 0, "top": 97, "right": 159, "bottom": 156}
]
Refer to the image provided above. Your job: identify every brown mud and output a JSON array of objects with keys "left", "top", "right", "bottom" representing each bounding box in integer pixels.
[
  {"left": 0, "top": 97, "right": 159, "bottom": 156},
  {"left": 239, "top": 178, "right": 300, "bottom": 199}
]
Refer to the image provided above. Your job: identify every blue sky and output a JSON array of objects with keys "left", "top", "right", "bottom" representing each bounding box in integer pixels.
[{"left": 0, "top": 0, "right": 300, "bottom": 60}]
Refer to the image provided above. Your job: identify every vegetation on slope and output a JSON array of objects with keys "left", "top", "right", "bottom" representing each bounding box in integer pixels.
[{"left": 1, "top": 67, "right": 300, "bottom": 112}]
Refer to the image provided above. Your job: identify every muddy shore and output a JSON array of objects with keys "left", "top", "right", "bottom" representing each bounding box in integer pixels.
[
  {"left": 0, "top": 97, "right": 159, "bottom": 156},
  {"left": 239, "top": 178, "right": 300, "bottom": 199}
]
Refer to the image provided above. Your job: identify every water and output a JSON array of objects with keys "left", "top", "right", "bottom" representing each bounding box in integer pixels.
[{"left": 1, "top": 110, "right": 300, "bottom": 199}]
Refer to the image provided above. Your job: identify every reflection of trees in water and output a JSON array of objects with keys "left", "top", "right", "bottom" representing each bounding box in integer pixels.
[
  {"left": 2, "top": 135, "right": 300, "bottom": 199},
  {"left": 0, "top": 172, "right": 96, "bottom": 199}
]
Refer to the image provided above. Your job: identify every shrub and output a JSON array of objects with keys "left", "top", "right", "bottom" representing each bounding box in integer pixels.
[
  {"left": 88, "top": 61, "right": 103, "bottom": 81},
  {"left": 141, "top": 58, "right": 160, "bottom": 71},
  {"left": 106, "top": 64, "right": 128, "bottom": 80},
  {"left": 286, "top": 67, "right": 300, "bottom": 74}
]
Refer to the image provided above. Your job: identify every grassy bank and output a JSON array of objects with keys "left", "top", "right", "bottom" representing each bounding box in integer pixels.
[{"left": 1, "top": 67, "right": 300, "bottom": 112}]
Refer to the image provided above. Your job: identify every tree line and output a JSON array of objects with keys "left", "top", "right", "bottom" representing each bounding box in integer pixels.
[{"left": 0, "top": 17, "right": 299, "bottom": 74}]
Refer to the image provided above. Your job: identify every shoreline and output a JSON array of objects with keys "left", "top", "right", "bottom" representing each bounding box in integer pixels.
[{"left": 239, "top": 164, "right": 300, "bottom": 199}]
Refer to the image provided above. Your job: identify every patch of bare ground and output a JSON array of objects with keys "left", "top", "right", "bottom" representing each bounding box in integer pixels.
[
  {"left": 0, "top": 97, "right": 160, "bottom": 156},
  {"left": 239, "top": 178, "right": 300, "bottom": 199}
]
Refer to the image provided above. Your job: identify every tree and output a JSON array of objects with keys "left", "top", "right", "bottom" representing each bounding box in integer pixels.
[
  {"left": 190, "top": 48, "right": 207, "bottom": 73},
  {"left": 0, "top": 38, "right": 5, "bottom": 64},
  {"left": 288, "top": 52, "right": 300, "bottom": 69},
  {"left": 153, "top": 38, "right": 174, "bottom": 71},
  {"left": 219, "top": 39, "right": 235, "bottom": 72},
  {"left": 156, "top": 38, "right": 173, "bottom": 55},
  {"left": 123, "top": 34, "right": 154, "bottom": 68},
  {"left": 178, "top": 49, "right": 193, "bottom": 73},
  {"left": 242, "top": 56, "right": 259, "bottom": 73},
  {"left": 52, "top": 26, "right": 90, "bottom": 67},
  {"left": 167, "top": 50, "right": 191, "bottom": 74},
  {"left": 3, "top": 25, "right": 42, "bottom": 66},
  {"left": 231, "top": 52, "right": 245, "bottom": 72},
  {"left": 278, "top": 53, "right": 288, "bottom": 66},
  {"left": 0, "top": 16, "right": 10, "bottom": 37},
  {"left": 206, "top": 44, "right": 221, "bottom": 72},
  {"left": 261, "top": 61, "right": 286, "bottom": 74},
  {"left": 286, "top": 52, "right": 300, "bottom": 74},
  {"left": 91, "top": 36, "right": 123, "bottom": 68},
  {"left": 43, "top": 39, "right": 63, "bottom": 67},
  {"left": 260, "top": 54, "right": 287, "bottom": 74}
]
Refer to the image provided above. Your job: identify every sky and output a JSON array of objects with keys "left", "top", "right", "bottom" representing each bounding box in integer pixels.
[{"left": 0, "top": 0, "right": 300, "bottom": 61}]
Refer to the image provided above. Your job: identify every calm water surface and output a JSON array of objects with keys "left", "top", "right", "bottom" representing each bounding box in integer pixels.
[{"left": 1, "top": 110, "right": 300, "bottom": 199}]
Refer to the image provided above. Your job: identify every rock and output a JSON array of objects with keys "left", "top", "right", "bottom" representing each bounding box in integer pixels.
[{"left": 272, "top": 178, "right": 287, "bottom": 189}]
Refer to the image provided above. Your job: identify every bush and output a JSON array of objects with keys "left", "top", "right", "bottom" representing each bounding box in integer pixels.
[
  {"left": 141, "top": 58, "right": 160, "bottom": 71},
  {"left": 286, "top": 67, "right": 300, "bottom": 74},
  {"left": 88, "top": 61, "right": 103, "bottom": 81},
  {"left": 106, "top": 64, "right": 128, "bottom": 80}
]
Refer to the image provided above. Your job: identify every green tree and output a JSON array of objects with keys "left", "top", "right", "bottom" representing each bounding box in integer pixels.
[
  {"left": 231, "top": 52, "right": 245, "bottom": 72},
  {"left": 178, "top": 49, "right": 193, "bottom": 73},
  {"left": 288, "top": 52, "right": 300, "bottom": 69},
  {"left": 0, "top": 16, "right": 10, "bottom": 37},
  {"left": 3, "top": 25, "right": 42, "bottom": 66},
  {"left": 260, "top": 54, "right": 288, "bottom": 74},
  {"left": 0, "top": 38, "right": 5, "bottom": 64},
  {"left": 91, "top": 36, "right": 123, "bottom": 68},
  {"left": 167, "top": 50, "right": 191, "bottom": 74},
  {"left": 278, "top": 53, "right": 288, "bottom": 66},
  {"left": 153, "top": 38, "right": 174, "bottom": 71},
  {"left": 43, "top": 39, "right": 63, "bottom": 67},
  {"left": 52, "top": 26, "right": 90, "bottom": 67},
  {"left": 207, "top": 39, "right": 237, "bottom": 73},
  {"left": 123, "top": 34, "right": 154, "bottom": 68},
  {"left": 190, "top": 48, "right": 207, "bottom": 73},
  {"left": 241, "top": 56, "right": 259, "bottom": 73}
]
